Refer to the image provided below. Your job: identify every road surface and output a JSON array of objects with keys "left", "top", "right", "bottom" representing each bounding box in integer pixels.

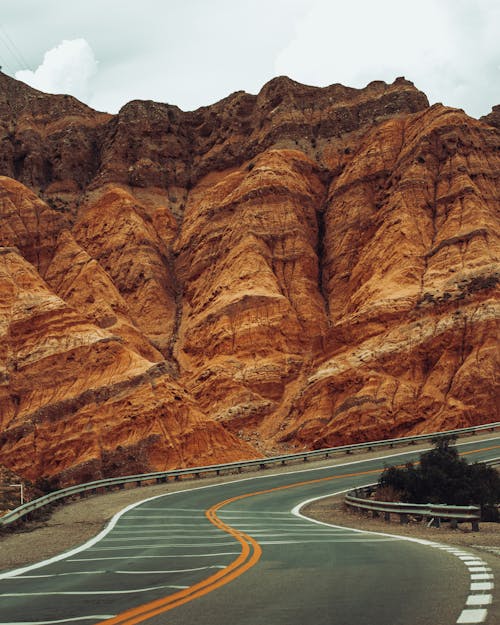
[{"left": 0, "top": 436, "right": 498, "bottom": 625}]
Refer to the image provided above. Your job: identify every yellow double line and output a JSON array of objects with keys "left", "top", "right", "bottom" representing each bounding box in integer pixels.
[
  {"left": 96, "top": 444, "right": 499, "bottom": 625},
  {"left": 95, "top": 467, "right": 382, "bottom": 625}
]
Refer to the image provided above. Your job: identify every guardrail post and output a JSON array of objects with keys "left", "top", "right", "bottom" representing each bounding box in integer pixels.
[
  {"left": 384, "top": 512, "right": 390, "bottom": 522},
  {"left": 400, "top": 513, "right": 409, "bottom": 524},
  {"left": 471, "top": 519, "right": 479, "bottom": 531},
  {"left": 303, "top": 456, "right": 308, "bottom": 462},
  {"left": 259, "top": 463, "right": 266, "bottom": 470},
  {"left": 136, "top": 481, "right": 142, "bottom": 487}
]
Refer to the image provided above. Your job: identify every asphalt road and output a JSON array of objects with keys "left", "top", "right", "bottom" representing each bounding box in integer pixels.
[{"left": 0, "top": 437, "right": 498, "bottom": 625}]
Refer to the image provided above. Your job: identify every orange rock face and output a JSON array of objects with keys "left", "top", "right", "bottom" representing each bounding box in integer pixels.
[{"left": 0, "top": 70, "right": 498, "bottom": 485}]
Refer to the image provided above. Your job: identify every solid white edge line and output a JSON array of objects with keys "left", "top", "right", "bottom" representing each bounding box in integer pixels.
[
  {"left": 292, "top": 489, "right": 495, "bottom": 625},
  {"left": 1, "top": 437, "right": 497, "bottom": 580}
]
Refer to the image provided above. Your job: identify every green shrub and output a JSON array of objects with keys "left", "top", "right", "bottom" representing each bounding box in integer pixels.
[{"left": 378, "top": 435, "right": 500, "bottom": 520}]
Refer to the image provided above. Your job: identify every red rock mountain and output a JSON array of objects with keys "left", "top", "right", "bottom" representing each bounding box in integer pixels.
[{"left": 0, "top": 71, "right": 498, "bottom": 488}]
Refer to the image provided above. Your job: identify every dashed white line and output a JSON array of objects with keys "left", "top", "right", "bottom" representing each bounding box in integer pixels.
[
  {"left": 470, "top": 582, "right": 493, "bottom": 591},
  {"left": 466, "top": 595, "right": 492, "bottom": 606},
  {"left": 456, "top": 609, "right": 488, "bottom": 624}
]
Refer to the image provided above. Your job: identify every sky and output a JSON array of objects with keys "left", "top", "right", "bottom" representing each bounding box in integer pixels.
[{"left": 0, "top": 0, "right": 498, "bottom": 118}]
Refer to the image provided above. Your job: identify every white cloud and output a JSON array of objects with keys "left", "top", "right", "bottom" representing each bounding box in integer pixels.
[{"left": 16, "top": 39, "right": 97, "bottom": 104}]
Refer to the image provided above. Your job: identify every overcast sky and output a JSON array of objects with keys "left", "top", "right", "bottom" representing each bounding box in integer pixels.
[{"left": 1, "top": 0, "right": 498, "bottom": 117}]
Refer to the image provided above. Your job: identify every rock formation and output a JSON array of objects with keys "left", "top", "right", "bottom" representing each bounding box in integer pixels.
[{"left": 0, "top": 70, "right": 498, "bottom": 486}]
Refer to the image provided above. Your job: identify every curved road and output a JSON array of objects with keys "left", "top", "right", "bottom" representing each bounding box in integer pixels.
[{"left": 0, "top": 437, "right": 498, "bottom": 625}]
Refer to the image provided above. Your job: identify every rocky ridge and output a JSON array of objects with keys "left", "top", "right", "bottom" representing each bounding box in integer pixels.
[{"left": 0, "top": 71, "right": 498, "bottom": 488}]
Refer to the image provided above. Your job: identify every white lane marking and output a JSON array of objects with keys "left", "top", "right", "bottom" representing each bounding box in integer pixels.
[
  {"left": 216, "top": 532, "right": 353, "bottom": 538},
  {"left": 459, "top": 556, "right": 484, "bottom": 561},
  {"left": 259, "top": 538, "right": 398, "bottom": 545},
  {"left": 468, "top": 567, "right": 491, "bottom": 573},
  {"left": 15, "top": 566, "right": 223, "bottom": 579},
  {"left": 68, "top": 552, "right": 240, "bottom": 561},
  {"left": 107, "top": 534, "right": 221, "bottom": 539},
  {"left": 113, "top": 566, "right": 225, "bottom": 574},
  {"left": 133, "top": 508, "right": 205, "bottom": 511},
  {"left": 112, "top": 528, "right": 221, "bottom": 533},
  {"left": 15, "top": 571, "right": 106, "bottom": 579},
  {"left": 219, "top": 522, "right": 323, "bottom": 527},
  {"left": 101, "top": 535, "right": 234, "bottom": 541},
  {"left": 466, "top": 595, "right": 492, "bottom": 606},
  {"left": 114, "top": 524, "right": 211, "bottom": 528},
  {"left": 89, "top": 542, "right": 237, "bottom": 550},
  {"left": 0, "top": 617, "right": 116, "bottom": 625},
  {"left": 292, "top": 490, "right": 495, "bottom": 625},
  {"left": 1, "top": 440, "right": 495, "bottom": 580},
  {"left": 1, "top": 583, "right": 189, "bottom": 596},
  {"left": 456, "top": 608, "right": 488, "bottom": 623},
  {"left": 470, "top": 582, "right": 494, "bottom": 591},
  {"left": 124, "top": 515, "right": 206, "bottom": 519},
  {"left": 471, "top": 574, "right": 494, "bottom": 581}
]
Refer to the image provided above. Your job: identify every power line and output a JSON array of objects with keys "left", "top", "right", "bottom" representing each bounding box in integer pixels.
[{"left": 0, "top": 25, "right": 31, "bottom": 70}]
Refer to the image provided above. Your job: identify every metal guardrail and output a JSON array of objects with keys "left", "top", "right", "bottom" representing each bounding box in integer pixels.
[
  {"left": 345, "top": 485, "right": 481, "bottom": 530},
  {"left": 1, "top": 421, "right": 498, "bottom": 529}
]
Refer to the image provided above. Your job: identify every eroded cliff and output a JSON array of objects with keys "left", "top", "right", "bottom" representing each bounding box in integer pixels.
[{"left": 0, "top": 71, "right": 498, "bottom": 486}]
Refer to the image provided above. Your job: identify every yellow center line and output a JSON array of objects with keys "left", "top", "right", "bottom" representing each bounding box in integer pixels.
[{"left": 95, "top": 444, "right": 499, "bottom": 625}]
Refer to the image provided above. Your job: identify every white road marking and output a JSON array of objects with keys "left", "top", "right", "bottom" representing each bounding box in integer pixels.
[
  {"left": 112, "top": 528, "right": 221, "bottom": 533},
  {"left": 464, "top": 561, "right": 487, "bottom": 568},
  {"left": 15, "top": 571, "right": 106, "bottom": 579},
  {"left": 470, "top": 582, "right": 494, "bottom": 591},
  {"left": 101, "top": 536, "right": 234, "bottom": 541},
  {"left": 15, "top": 566, "right": 223, "bottom": 578},
  {"left": 259, "top": 538, "right": 399, "bottom": 544},
  {"left": 113, "top": 566, "right": 226, "bottom": 574},
  {"left": 133, "top": 508, "right": 205, "bottom": 512},
  {"left": 466, "top": 595, "right": 492, "bottom": 606},
  {"left": 468, "top": 567, "right": 491, "bottom": 573},
  {"left": 124, "top": 515, "right": 205, "bottom": 519},
  {"left": 1, "top": 583, "right": 189, "bottom": 596},
  {"left": 0, "top": 617, "right": 116, "bottom": 625},
  {"left": 456, "top": 608, "right": 488, "bottom": 623},
  {"left": 471, "top": 574, "right": 494, "bottom": 581},
  {"left": 89, "top": 542, "right": 236, "bottom": 550},
  {"left": 115, "top": 524, "right": 211, "bottom": 528},
  {"left": 68, "top": 552, "right": 239, "bottom": 561}
]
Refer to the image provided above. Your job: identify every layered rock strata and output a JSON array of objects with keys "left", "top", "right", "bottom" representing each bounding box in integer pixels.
[{"left": 0, "top": 70, "right": 498, "bottom": 485}]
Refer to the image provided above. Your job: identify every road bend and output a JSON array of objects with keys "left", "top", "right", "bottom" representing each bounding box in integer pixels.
[{"left": 0, "top": 436, "right": 498, "bottom": 625}]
